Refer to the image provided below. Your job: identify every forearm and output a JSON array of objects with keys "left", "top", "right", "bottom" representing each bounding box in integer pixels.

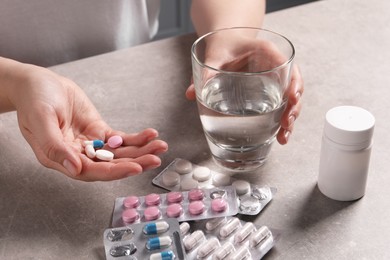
[
  {"left": 0, "top": 57, "right": 25, "bottom": 113},
  {"left": 191, "top": 0, "right": 266, "bottom": 36}
]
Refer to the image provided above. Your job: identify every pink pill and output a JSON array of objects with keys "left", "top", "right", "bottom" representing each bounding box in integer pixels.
[
  {"left": 122, "top": 208, "right": 140, "bottom": 224},
  {"left": 107, "top": 135, "right": 123, "bottom": 149},
  {"left": 144, "top": 206, "right": 161, "bottom": 221},
  {"left": 166, "top": 191, "right": 184, "bottom": 204},
  {"left": 145, "top": 193, "right": 161, "bottom": 206},
  {"left": 188, "top": 200, "right": 206, "bottom": 215},
  {"left": 188, "top": 188, "right": 204, "bottom": 201},
  {"left": 123, "top": 196, "right": 140, "bottom": 209},
  {"left": 166, "top": 203, "right": 183, "bottom": 218},
  {"left": 211, "top": 198, "right": 228, "bottom": 213}
]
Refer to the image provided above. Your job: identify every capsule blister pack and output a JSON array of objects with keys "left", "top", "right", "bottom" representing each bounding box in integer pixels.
[
  {"left": 111, "top": 186, "right": 239, "bottom": 227},
  {"left": 179, "top": 217, "right": 277, "bottom": 260},
  {"left": 152, "top": 158, "right": 276, "bottom": 215},
  {"left": 103, "top": 218, "right": 185, "bottom": 260}
]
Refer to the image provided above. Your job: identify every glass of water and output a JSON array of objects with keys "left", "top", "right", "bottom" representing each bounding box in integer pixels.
[{"left": 191, "top": 27, "right": 295, "bottom": 172}]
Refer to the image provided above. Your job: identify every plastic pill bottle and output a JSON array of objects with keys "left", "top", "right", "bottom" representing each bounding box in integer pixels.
[{"left": 318, "top": 106, "right": 375, "bottom": 201}]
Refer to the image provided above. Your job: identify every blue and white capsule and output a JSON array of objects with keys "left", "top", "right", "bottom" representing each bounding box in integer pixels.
[
  {"left": 143, "top": 221, "right": 170, "bottom": 235},
  {"left": 84, "top": 139, "right": 104, "bottom": 149},
  {"left": 146, "top": 236, "right": 172, "bottom": 250},
  {"left": 149, "top": 250, "right": 175, "bottom": 260}
]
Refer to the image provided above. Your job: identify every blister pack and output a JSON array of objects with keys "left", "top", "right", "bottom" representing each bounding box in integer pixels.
[
  {"left": 111, "top": 186, "right": 239, "bottom": 227},
  {"left": 103, "top": 218, "right": 185, "bottom": 260},
  {"left": 179, "top": 217, "right": 277, "bottom": 260},
  {"left": 152, "top": 158, "right": 276, "bottom": 215}
]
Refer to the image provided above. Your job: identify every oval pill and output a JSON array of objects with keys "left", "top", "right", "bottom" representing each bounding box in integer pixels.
[
  {"left": 197, "top": 237, "right": 220, "bottom": 258},
  {"left": 85, "top": 144, "right": 96, "bottom": 159},
  {"left": 232, "top": 180, "right": 251, "bottom": 195},
  {"left": 175, "top": 159, "right": 192, "bottom": 174},
  {"left": 107, "top": 135, "right": 123, "bottom": 149},
  {"left": 183, "top": 230, "right": 205, "bottom": 251},
  {"left": 227, "top": 246, "right": 251, "bottom": 260},
  {"left": 205, "top": 217, "right": 227, "bottom": 232},
  {"left": 96, "top": 149, "right": 114, "bottom": 161},
  {"left": 180, "top": 222, "right": 190, "bottom": 236},
  {"left": 193, "top": 166, "right": 211, "bottom": 182},
  {"left": 250, "top": 226, "right": 272, "bottom": 248},
  {"left": 212, "top": 242, "right": 235, "bottom": 260},
  {"left": 149, "top": 250, "right": 175, "bottom": 260},
  {"left": 219, "top": 217, "right": 241, "bottom": 238},
  {"left": 162, "top": 170, "right": 180, "bottom": 187},
  {"left": 143, "top": 221, "right": 170, "bottom": 235},
  {"left": 234, "top": 222, "right": 255, "bottom": 244},
  {"left": 145, "top": 193, "right": 161, "bottom": 206},
  {"left": 211, "top": 198, "right": 228, "bottom": 213},
  {"left": 122, "top": 208, "right": 139, "bottom": 224},
  {"left": 166, "top": 203, "right": 183, "bottom": 218},
  {"left": 123, "top": 196, "right": 140, "bottom": 209},
  {"left": 144, "top": 206, "right": 161, "bottom": 221},
  {"left": 146, "top": 236, "right": 172, "bottom": 250}
]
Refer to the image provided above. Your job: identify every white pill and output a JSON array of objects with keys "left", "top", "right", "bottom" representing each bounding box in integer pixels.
[
  {"left": 226, "top": 246, "right": 251, "bottom": 260},
  {"left": 180, "top": 222, "right": 190, "bottom": 236},
  {"left": 162, "top": 170, "right": 180, "bottom": 187},
  {"left": 197, "top": 237, "right": 220, "bottom": 258},
  {"left": 219, "top": 217, "right": 241, "bottom": 238},
  {"left": 175, "top": 159, "right": 192, "bottom": 174},
  {"left": 180, "top": 178, "right": 198, "bottom": 191},
  {"left": 183, "top": 230, "right": 205, "bottom": 251},
  {"left": 249, "top": 226, "right": 272, "bottom": 248},
  {"left": 85, "top": 144, "right": 96, "bottom": 159},
  {"left": 232, "top": 180, "right": 251, "bottom": 195},
  {"left": 212, "top": 173, "right": 231, "bottom": 186},
  {"left": 212, "top": 242, "right": 235, "bottom": 260},
  {"left": 234, "top": 222, "right": 255, "bottom": 244},
  {"left": 205, "top": 217, "right": 227, "bottom": 232},
  {"left": 83, "top": 140, "right": 93, "bottom": 146},
  {"left": 193, "top": 166, "right": 211, "bottom": 182},
  {"left": 95, "top": 149, "right": 114, "bottom": 161}
]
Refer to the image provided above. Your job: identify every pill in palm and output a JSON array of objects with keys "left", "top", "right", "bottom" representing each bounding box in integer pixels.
[
  {"left": 85, "top": 144, "right": 96, "bottom": 159},
  {"left": 84, "top": 139, "right": 104, "bottom": 149},
  {"left": 107, "top": 135, "right": 123, "bottom": 149},
  {"left": 96, "top": 149, "right": 114, "bottom": 161}
]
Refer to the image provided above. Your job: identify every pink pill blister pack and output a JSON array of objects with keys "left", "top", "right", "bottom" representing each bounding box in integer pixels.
[
  {"left": 111, "top": 186, "right": 239, "bottom": 228},
  {"left": 179, "top": 217, "right": 278, "bottom": 260},
  {"left": 103, "top": 218, "right": 185, "bottom": 260},
  {"left": 152, "top": 158, "right": 276, "bottom": 215}
]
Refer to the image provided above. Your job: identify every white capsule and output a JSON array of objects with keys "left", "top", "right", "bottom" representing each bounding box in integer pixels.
[
  {"left": 85, "top": 144, "right": 96, "bottom": 159},
  {"left": 183, "top": 230, "right": 205, "bottom": 251},
  {"left": 96, "top": 149, "right": 114, "bottom": 161},
  {"left": 249, "top": 226, "right": 272, "bottom": 248},
  {"left": 180, "top": 222, "right": 190, "bottom": 236},
  {"left": 83, "top": 140, "right": 93, "bottom": 146},
  {"left": 149, "top": 250, "right": 175, "bottom": 260},
  {"left": 257, "top": 234, "right": 274, "bottom": 252},
  {"left": 227, "top": 246, "right": 251, "bottom": 260},
  {"left": 193, "top": 166, "right": 211, "bottom": 182},
  {"left": 143, "top": 221, "right": 170, "bottom": 235},
  {"left": 232, "top": 180, "right": 251, "bottom": 195},
  {"left": 234, "top": 222, "right": 255, "bottom": 244},
  {"left": 197, "top": 237, "right": 220, "bottom": 258},
  {"left": 205, "top": 217, "right": 227, "bottom": 232},
  {"left": 212, "top": 242, "right": 235, "bottom": 260},
  {"left": 219, "top": 217, "right": 241, "bottom": 238}
]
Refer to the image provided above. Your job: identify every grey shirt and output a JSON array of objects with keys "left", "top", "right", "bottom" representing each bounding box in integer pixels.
[{"left": 0, "top": 0, "right": 160, "bottom": 67}]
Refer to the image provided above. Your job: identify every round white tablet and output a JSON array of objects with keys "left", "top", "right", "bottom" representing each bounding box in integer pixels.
[
  {"left": 232, "top": 180, "right": 251, "bottom": 195},
  {"left": 162, "top": 170, "right": 180, "bottom": 187},
  {"left": 180, "top": 178, "right": 198, "bottom": 191},
  {"left": 212, "top": 173, "right": 231, "bottom": 187},
  {"left": 175, "top": 159, "right": 193, "bottom": 175},
  {"left": 193, "top": 167, "right": 211, "bottom": 182}
]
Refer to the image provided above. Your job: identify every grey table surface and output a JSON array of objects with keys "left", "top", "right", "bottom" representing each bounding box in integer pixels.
[{"left": 1, "top": 0, "right": 390, "bottom": 259}]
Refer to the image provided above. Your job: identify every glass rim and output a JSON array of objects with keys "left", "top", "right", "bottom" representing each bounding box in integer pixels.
[{"left": 191, "top": 27, "right": 295, "bottom": 75}]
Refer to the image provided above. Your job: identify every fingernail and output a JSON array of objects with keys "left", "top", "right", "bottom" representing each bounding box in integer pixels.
[
  {"left": 284, "top": 130, "right": 291, "bottom": 143},
  {"left": 63, "top": 159, "right": 78, "bottom": 176},
  {"left": 288, "top": 115, "right": 296, "bottom": 127},
  {"left": 295, "top": 91, "right": 301, "bottom": 101}
]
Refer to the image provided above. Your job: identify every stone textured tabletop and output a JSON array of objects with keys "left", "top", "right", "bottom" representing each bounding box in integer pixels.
[{"left": 1, "top": 0, "right": 390, "bottom": 259}]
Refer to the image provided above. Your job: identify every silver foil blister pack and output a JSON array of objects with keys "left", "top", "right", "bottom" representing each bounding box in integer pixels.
[{"left": 152, "top": 158, "right": 276, "bottom": 215}]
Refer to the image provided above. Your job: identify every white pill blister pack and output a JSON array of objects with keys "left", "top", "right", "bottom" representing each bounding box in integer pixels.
[
  {"left": 103, "top": 218, "right": 185, "bottom": 260},
  {"left": 179, "top": 217, "right": 277, "bottom": 260},
  {"left": 111, "top": 186, "right": 239, "bottom": 228},
  {"left": 152, "top": 158, "right": 276, "bottom": 215}
]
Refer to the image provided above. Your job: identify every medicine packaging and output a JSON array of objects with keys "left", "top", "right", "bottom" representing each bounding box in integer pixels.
[
  {"left": 181, "top": 217, "right": 277, "bottom": 260},
  {"left": 111, "top": 186, "right": 239, "bottom": 227},
  {"left": 152, "top": 158, "right": 276, "bottom": 215},
  {"left": 103, "top": 218, "right": 185, "bottom": 260}
]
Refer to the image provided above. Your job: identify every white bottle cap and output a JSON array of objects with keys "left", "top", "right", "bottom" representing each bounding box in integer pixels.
[{"left": 324, "top": 106, "right": 375, "bottom": 149}]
